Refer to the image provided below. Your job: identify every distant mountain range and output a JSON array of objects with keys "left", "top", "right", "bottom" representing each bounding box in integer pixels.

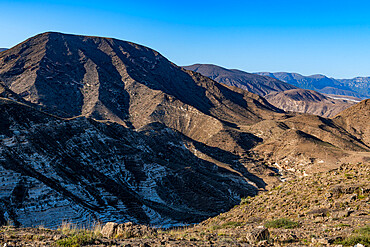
[
  {"left": 0, "top": 48, "right": 7, "bottom": 52},
  {"left": 183, "top": 64, "right": 297, "bottom": 96},
  {"left": 256, "top": 72, "right": 370, "bottom": 99},
  {"left": 184, "top": 64, "right": 357, "bottom": 117}
]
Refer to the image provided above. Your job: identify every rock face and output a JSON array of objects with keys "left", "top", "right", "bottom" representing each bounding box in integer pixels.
[
  {"left": 0, "top": 32, "right": 368, "bottom": 229},
  {"left": 264, "top": 89, "right": 356, "bottom": 117},
  {"left": 183, "top": 64, "right": 297, "bottom": 96},
  {"left": 101, "top": 222, "right": 156, "bottom": 238}
]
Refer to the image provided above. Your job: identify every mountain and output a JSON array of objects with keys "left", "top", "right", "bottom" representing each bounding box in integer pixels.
[
  {"left": 184, "top": 64, "right": 355, "bottom": 117},
  {"left": 183, "top": 64, "right": 297, "bottom": 96},
  {"left": 0, "top": 48, "right": 7, "bottom": 52},
  {"left": 256, "top": 72, "right": 369, "bottom": 98},
  {"left": 0, "top": 97, "right": 263, "bottom": 228},
  {"left": 333, "top": 99, "right": 370, "bottom": 146},
  {"left": 0, "top": 32, "right": 369, "bottom": 228},
  {"left": 264, "top": 89, "right": 356, "bottom": 118},
  {"left": 338, "top": 77, "right": 370, "bottom": 98},
  {"left": 0, "top": 32, "right": 286, "bottom": 228}
]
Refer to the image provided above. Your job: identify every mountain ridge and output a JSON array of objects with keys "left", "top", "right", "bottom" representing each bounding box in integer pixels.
[
  {"left": 183, "top": 64, "right": 298, "bottom": 96},
  {"left": 256, "top": 71, "right": 370, "bottom": 98}
]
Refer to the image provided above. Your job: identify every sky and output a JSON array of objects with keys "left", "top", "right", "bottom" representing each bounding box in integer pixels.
[{"left": 1, "top": 0, "right": 370, "bottom": 78}]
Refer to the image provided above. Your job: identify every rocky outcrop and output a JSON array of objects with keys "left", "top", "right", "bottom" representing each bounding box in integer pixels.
[
  {"left": 101, "top": 222, "right": 156, "bottom": 239},
  {"left": 246, "top": 226, "right": 270, "bottom": 243}
]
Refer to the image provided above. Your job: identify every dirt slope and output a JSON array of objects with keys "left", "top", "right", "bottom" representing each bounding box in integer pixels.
[{"left": 265, "top": 89, "right": 356, "bottom": 117}]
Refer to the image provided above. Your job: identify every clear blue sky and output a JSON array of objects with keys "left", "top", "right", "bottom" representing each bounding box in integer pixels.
[{"left": 1, "top": 0, "right": 370, "bottom": 78}]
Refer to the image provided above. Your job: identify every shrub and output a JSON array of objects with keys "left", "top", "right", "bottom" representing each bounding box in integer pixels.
[
  {"left": 264, "top": 218, "right": 300, "bottom": 229},
  {"left": 334, "top": 225, "right": 370, "bottom": 246},
  {"left": 56, "top": 232, "right": 97, "bottom": 247}
]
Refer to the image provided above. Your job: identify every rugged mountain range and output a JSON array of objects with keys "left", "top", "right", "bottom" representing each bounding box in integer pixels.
[
  {"left": 184, "top": 64, "right": 355, "bottom": 117},
  {"left": 264, "top": 89, "right": 356, "bottom": 118},
  {"left": 338, "top": 77, "right": 370, "bottom": 98},
  {"left": 0, "top": 49, "right": 7, "bottom": 53},
  {"left": 183, "top": 64, "right": 297, "bottom": 96},
  {"left": 256, "top": 72, "right": 369, "bottom": 99},
  {"left": 0, "top": 32, "right": 369, "bottom": 228}
]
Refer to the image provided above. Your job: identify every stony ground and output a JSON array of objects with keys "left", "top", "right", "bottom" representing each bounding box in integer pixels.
[{"left": 0, "top": 163, "right": 368, "bottom": 246}]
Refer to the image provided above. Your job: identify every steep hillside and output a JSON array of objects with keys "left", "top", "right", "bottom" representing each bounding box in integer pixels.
[
  {"left": 1, "top": 163, "right": 368, "bottom": 246},
  {"left": 0, "top": 32, "right": 283, "bottom": 145},
  {"left": 333, "top": 99, "right": 370, "bottom": 146},
  {"left": 257, "top": 72, "right": 367, "bottom": 98},
  {"left": 183, "top": 64, "right": 297, "bottom": 96},
  {"left": 265, "top": 89, "right": 356, "bottom": 117},
  {"left": 0, "top": 97, "right": 262, "bottom": 228}
]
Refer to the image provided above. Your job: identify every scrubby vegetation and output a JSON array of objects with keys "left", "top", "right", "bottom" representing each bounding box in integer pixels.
[
  {"left": 0, "top": 163, "right": 368, "bottom": 246},
  {"left": 264, "top": 218, "right": 300, "bottom": 229}
]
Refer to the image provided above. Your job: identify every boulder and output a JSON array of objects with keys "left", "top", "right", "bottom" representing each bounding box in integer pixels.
[
  {"left": 246, "top": 226, "right": 269, "bottom": 243},
  {"left": 101, "top": 222, "right": 118, "bottom": 238},
  {"left": 101, "top": 221, "right": 157, "bottom": 239}
]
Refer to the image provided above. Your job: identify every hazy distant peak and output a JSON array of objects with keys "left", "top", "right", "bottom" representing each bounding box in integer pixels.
[{"left": 184, "top": 64, "right": 297, "bottom": 96}]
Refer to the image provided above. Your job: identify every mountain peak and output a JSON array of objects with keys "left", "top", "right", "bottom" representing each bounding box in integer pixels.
[{"left": 183, "top": 64, "right": 297, "bottom": 96}]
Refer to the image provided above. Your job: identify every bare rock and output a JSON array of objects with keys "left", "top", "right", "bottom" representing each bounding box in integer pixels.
[
  {"left": 101, "top": 222, "right": 118, "bottom": 238},
  {"left": 246, "top": 226, "right": 269, "bottom": 243},
  {"left": 103, "top": 222, "right": 157, "bottom": 239}
]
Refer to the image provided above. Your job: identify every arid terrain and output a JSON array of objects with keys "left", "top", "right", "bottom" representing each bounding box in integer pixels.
[
  {"left": 0, "top": 163, "right": 368, "bottom": 246},
  {"left": 0, "top": 32, "right": 368, "bottom": 246},
  {"left": 184, "top": 64, "right": 357, "bottom": 117}
]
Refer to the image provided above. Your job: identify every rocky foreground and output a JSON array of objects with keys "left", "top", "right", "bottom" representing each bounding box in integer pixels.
[{"left": 0, "top": 163, "right": 368, "bottom": 246}]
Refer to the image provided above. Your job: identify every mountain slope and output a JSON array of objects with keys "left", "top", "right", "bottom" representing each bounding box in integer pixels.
[
  {"left": 0, "top": 97, "right": 261, "bottom": 228},
  {"left": 333, "top": 99, "right": 370, "bottom": 146},
  {"left": 338, "top": 77, "right": 370, "bottom": 98},
  {"left": 0, "top": 32, "right": 286, "bottom": 227},
  {"left": 257, "top": 72, "right": 368, "bottom": 98},
  {"left": 0, "top": 33, "right": 283, "bottom": 141},
  {"left": 0, "top": 32, "right": 368, "bottom": 229},
  {"left": 183, "top": 64, "right": 297, "bottom": 96},
  {"left": 265, "top": 89, "right": 356, "bottom": 118}
]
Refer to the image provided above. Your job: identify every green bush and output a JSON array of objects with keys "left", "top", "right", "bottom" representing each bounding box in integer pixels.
[
  {"left": 56, "top": 232, "right": 97, "bottom": 247},
  {"left": 334, "top": 225, "right": 370, "bottom": 246},
  {"left": 264, "top": 218, "right": 300, "bottom": 229}
]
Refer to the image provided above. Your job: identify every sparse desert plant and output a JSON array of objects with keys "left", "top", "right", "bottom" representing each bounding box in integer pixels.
[
  {"left": 264, "top": 218, "right": 300, "bottom": 229},
  {"left": 334, "top": 225, "right": 370, "bottom": 246},
  {"left": 56, "top": 231, "right": 97, "bottom": 247}
]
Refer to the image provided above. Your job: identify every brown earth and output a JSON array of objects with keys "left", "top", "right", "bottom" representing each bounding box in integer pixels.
[
  {"left": 0, "top": 163, "right": 368, "bottom": 246},
  {"left": 0, "top": 32, "right": 369, "bottom": 230},
  {"left": 264, "top": 89, "right": 356, "bottom": 118}
]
